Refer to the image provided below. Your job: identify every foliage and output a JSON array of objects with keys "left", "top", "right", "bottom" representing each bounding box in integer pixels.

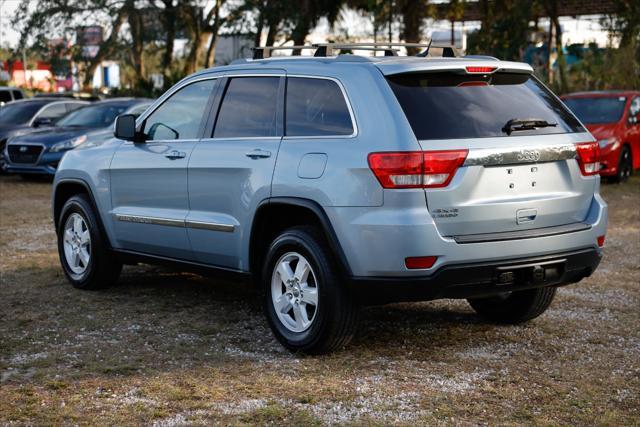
[{"left": 8, "top": 0, "right": 640, "bottom": 95}]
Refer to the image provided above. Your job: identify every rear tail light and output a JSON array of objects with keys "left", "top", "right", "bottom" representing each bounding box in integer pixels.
[
  {"left": 368, "top": 150, "right": 468, "bottom": 189},
  {"left": 597, "top": 235, "right": 605, "bottom": 247},
  {"left": 575, "top": 142, "right": 600, "bottom": 176},
  {"left": 405, "top": 256, "right": 437, "bottom": 269}
]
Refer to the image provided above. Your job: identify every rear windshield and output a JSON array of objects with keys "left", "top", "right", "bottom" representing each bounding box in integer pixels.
[
  {"left": 387, "top": 72, "right": 584, "bottom": 140},
  {"left": 563, "top": 96, "right": 626, "bottom": 124}
]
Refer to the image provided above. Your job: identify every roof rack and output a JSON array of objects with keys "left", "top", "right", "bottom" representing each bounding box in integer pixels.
[
  {"left": 251, "top": 45, "right": 318, "bottom": 59},
  {"left": 251, "top": 41, "right": 459, "bottom": 60}
]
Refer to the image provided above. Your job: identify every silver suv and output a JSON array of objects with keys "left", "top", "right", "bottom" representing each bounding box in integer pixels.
[{"left": 52, "top": 44, "right": 607, "bottom": 354}]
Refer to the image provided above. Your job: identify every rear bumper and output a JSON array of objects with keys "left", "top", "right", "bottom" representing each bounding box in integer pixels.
[{"left": 349, "top": 247, "right": 601, "bottom": 305}]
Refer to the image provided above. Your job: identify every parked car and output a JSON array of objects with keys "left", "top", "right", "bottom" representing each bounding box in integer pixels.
[
  {"left": 562, "top": 91, "right": 640, "bottom": 183},
  {"left": 52, "top": 44, "right": 607, "bottom": 354},
  {"left": 0, "top": 87, "right": 25, "bottom": 106},
  {"left": 0, "top": 98, "right": 88, "bottom": 172},
  {"left": 4, "top": 98, "right": 150, "bottom": 176}
]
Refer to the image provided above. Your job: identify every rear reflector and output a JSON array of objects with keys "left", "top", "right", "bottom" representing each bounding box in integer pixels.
[
  {"left": 405, "top": 256, "right": 437, "bottom": 269},
  {"left": 465, "top": 66, "right": 497, "bottom": 73},
  {"left": 597, "top": 235, "right": 605, "bottom": 247},
  {"left": 575, "top": 142, "right": 600, "bottom": 176},
  {"left": 368, "top": 150, "right": 468, "bottom": 189}
]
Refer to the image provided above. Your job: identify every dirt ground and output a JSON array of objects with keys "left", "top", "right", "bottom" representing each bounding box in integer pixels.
[{"left": 0, "top": 174, "right": 638, "bottom": 426}]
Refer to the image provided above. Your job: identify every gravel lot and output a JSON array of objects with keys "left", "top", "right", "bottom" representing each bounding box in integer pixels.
[{"left": 0, "top": 174, "right": 638, "bottom": 425}]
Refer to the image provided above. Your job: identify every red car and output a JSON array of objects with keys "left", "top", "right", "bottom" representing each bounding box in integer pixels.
[{"left": 562, "top": 91, "right": 640, "bottom": 183}]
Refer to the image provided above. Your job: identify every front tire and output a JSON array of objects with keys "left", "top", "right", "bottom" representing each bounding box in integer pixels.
[
  {"left": 57, "top": 194, "right": 122, "bottom": 290},
  {"left": 262, "top": 226, "right": 359, "bottom": 354},
  {"left": 467, "top": 287, "right": 556, "bottom": 324}
]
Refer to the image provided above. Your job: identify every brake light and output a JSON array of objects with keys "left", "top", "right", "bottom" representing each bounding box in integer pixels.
[
  {"left": 575, "top": 142, "right": 600, "bottom": 176},
  {"left": 465, "top": 66, "right": 497, "bottom": 74},
  {"left": 597, "top": 235, "right": 605, "bottom": 247},
  {"left": 405, "top": 256, "right": 437, "bottom": 269},
  {"left": 368, "top": 150, "right": 468, "bottom": 189}
]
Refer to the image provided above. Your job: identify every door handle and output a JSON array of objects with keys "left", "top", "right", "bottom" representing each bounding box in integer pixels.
[
  {"left": 245, "top": 149, "right": 272, "bottom": 159},
  {"left": 165, "top": 150, "right": 186, "bottom": 160}
]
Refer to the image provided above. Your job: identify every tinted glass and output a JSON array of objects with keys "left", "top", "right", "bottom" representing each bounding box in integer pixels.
[
  {"left": 563, "top": 96, "right": 627, "bottom": 124},
  {"left": 0, "top": 92, "right": 12, "bottom": 102},
  {"left": 0, "top": 102, "right": 46, "bottom": 125},
  {"left": 145, "top": 79, "right": 215, "bottom": 140},
  {"left": 214, "top": 77, "right": 279, "bottom": 138},
  {"left": 12, "top": 91, "right": 23, "bottom": 100},
  {"left": 387, "top": 72, "right": 584, "bottom": 140},
  {"left": 628, "top": 97, "right": 639, "bottom": 117},
  {"left": 57, "top": 103, "right": 133, "bottom": 128},
  {"left": 286, "top": 77, "right": 353, "bottom": 136},
  {"left": 66, "top": 103, "right": 85, "bottom": 112},
  {"left": 39, "top": 103, "right": 68, "bottom": 121}
]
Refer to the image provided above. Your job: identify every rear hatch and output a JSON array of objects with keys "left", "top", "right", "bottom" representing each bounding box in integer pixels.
[{"left": 384, "top": 64, "right": 598, "bottom": 239}]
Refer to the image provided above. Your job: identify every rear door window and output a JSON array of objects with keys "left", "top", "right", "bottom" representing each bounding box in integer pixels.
[
  {"left": 387, "top": 72, "right": 584, "bottom": 140},
  {"left": 285, "top": 77, "right": 353, "bottom": 136},
  {"left": 0, "top": 91, "right": 11, "bottom": 103},
  {"left": 11, "top": 90, "right": 23, "bottom": 100},
  {"left": 214, "top": 77, "right": 280, "bottom": 138},
  {"left": 38, "top": 103, "right": 68, "bottom": 121}
]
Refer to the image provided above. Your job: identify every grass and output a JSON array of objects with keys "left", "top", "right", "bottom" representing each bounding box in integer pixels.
[{"left": 0, "top": 174, "right": 639, "bottom": 425}]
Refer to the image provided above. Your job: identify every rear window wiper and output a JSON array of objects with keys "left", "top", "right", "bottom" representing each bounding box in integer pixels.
[{"left": 502, "top": 118, "right": 557, "bottom": 135}]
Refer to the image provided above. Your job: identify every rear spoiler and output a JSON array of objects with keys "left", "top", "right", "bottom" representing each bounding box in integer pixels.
[{"left": 375, "top": 60, "right": 533, "bottom": 76}]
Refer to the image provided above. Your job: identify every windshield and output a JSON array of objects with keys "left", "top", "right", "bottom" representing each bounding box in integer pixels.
[
  {"left": 386, "top": 72, "right": 584, "bottom": 140},
  {"left": 0, "top": 102, "right": 44, "bottom": 125},
  {"left": 563, "top": 96, "right": 627, "bottom": 124},
  {"left": 57, "top": 103, "right": 132, "bottom": 128}
]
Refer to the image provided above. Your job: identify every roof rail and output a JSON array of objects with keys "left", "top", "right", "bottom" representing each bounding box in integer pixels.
[
  {"left": 252, "top": 45, "right": 318, "bottom": 60},
  {"left": 250, "top": 41, "right": 460, "bottom": 60}
]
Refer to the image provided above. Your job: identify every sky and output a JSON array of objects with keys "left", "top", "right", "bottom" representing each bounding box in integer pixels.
[{"left": 0, "top": 0, "right": 614, "bottom": 51}]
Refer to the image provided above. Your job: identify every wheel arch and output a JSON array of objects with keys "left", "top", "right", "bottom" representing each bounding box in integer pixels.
[
  {"left": 249, "top": 197, "right": 353, "bottom": 278},
  {"left": 53, "top": 179, "right": 111, "bottom": 246}
]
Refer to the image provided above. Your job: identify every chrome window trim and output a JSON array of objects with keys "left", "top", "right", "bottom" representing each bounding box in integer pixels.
[
  {"left": 115, "top": 213, "right": 235, "bottom": 232},
  {"left": 145, "top": 70, "right": 359, "bottom": 142},
  {"left": 284, "top": 75, "right": 358, "bottom": 140},
  {"left": 28, "top": 101, "right": 89, "bottom": 127},
  {"left": 135, "top": 75, "right": 220, "bottom": 128}
]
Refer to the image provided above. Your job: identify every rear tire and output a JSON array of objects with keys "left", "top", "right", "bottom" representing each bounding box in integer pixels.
[
  {"left": 467, "top": 287, "right": 556, "bottom": 324},
  {"left": 57, "top": 194, "right": 122, "bottom": 290},
  {"left": 612, "top": 146, "right": 632, "bottom": 183},
  {"left": 262, "top": 226, "right": 359, "bottom": 354}
]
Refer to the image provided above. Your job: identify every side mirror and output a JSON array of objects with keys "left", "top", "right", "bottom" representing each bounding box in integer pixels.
[
  {"left": 33, "top": 117, "right": 53, "bottom": 128},
  {"left": 114, "top": 114, "right": 141, "bottom": 142}
]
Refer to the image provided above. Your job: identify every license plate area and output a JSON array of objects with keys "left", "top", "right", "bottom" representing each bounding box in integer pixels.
[{"left": 494, "top": 259, "right": 566, "bottom": 286}]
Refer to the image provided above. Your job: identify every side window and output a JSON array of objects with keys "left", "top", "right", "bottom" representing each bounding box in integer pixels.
[
  {"left": 144, "top": 79, "right": 215, "bottom": 141},
  {"left": 66, "top": 103, "right": 84, "bottom": 113},
  {"left": 213, "top": 77, "right": 280, "bottom": 138},
  {"left": 629, "top": 97, "right": 640, "bottom": 125},
  {"left": 39, "top": 103, "right": 68, "bottom": 120},
  {"left": 285, "top": 77, "right": 354, "bottom": 136},
  {"left": 12, "top": 90, "right": 23, "bottom": 100},
  {"left": 0, "top": 91, "right": 12, "bottom": 103}
]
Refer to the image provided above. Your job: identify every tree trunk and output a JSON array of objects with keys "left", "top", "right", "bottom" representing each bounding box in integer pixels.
[
  {"left": 291, "top": 0, "right": 312, "bottom": 54},
  {"left": 127, "top": 3, "right": 145, "bottom": 86},
  {"left": 161, "top": 0, "right": 177, "bottom": 75},
  {"left": 552, "top": 14, "right": 568, "bottom": 93},
  {"left": 400, "top": 0, "right": 422, "bottom": 54},
  {"left": 204, "top": 0, "right": 223, "bottom": 67}
]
